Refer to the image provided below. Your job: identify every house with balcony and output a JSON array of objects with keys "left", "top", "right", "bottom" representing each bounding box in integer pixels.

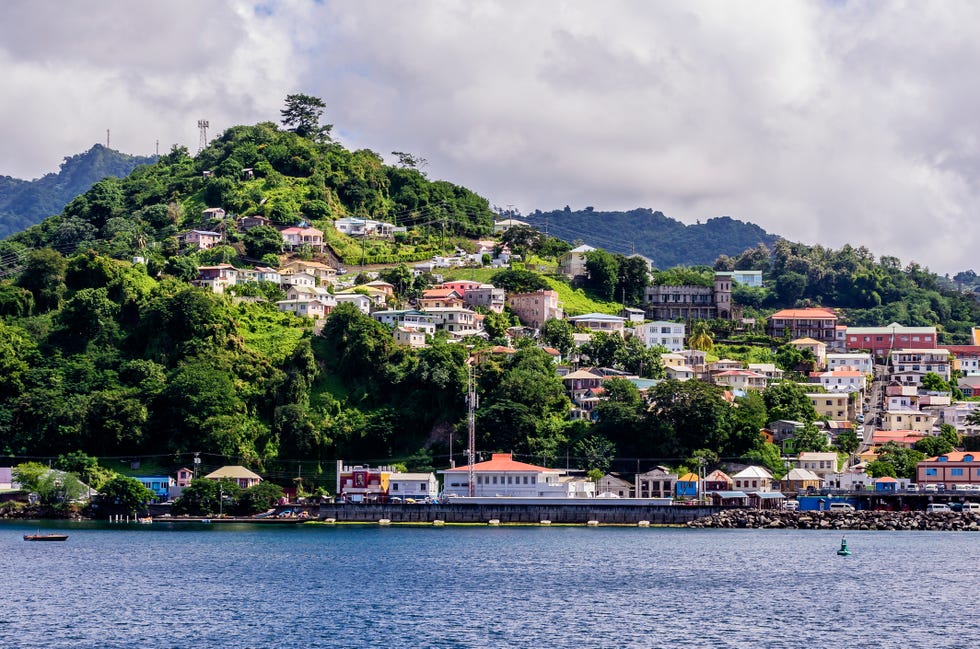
[
  {"left": 276, "top": 297, "right": 331, "bottom": 320},
  {"left": 463, "top": 284, "right": 505, "bottom": 313},
  {"left": 180, "top": 230, "right": 222, "bottom": 250},
  {"left": 372, "top": 310, "right": 438, "bottom": 335},
  {"left": 826, "top": 352, "right": 873, "bottom": 375},
  {"left": 280, "top": 226, "right": 325, "bottom": 252},
  {"left": 194, "top": 264, "right": 239, "bottom": 294},
  {"left": 889, "top": 348, "right": 951, "bottom": 386},
  {"left": 423, "top": 307, "right": 482, "bottom": 334},
  {"left": 768, "top": 308, "right": 838, "bottom": 345},
  {"left": 632, "top": 321, "right": 685, "bottom": 351},
  {"left": 747, "top": 363, "right": 784, "bottom": 384},
  {"left": 809, "top": 369, "right": 866, "bottom": 394},
  {"left": 568, "top": 313, "right": 626, "bottom": 334},
  {"left": 635, "top": 467, "right": 677, "bottom": 499},
  {"left": 939, "top": 345, "right": 980, "bottom": 375},
  {"left": 506, "top": 290, "right": 563, "bottom": 329},
  {"left": 712, "top": 369, "right": 767, "bottom": 392},
  {"left": 419, "top": 288, "right": 464, "bottom": 309},
  {"left": 280, "top": 260, "right": 337, "bottom": 284},
  {"left": 795, "top": 452, "right": 840, "bottom": 482}
]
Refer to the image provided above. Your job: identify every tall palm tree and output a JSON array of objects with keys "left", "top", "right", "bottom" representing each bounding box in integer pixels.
[{"left": 688, "top": 320, "right": 714, "bottom": 352}]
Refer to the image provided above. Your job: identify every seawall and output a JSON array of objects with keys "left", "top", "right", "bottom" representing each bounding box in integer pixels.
[{"left": 316, "top": 502, "right": 718, "bottom": 524}]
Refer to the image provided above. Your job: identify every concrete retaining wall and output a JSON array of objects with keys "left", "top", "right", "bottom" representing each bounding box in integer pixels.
[{"left": 317, "top": 503, "right": 718, "bottom": 524}]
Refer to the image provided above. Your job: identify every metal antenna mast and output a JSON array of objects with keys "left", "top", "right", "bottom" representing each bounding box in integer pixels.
[
  {"left": 467, "top": 362, "right": 478, "bottom": 496},
  {"left": 197, "top": 119, "right": 210, "bottom": 153}
]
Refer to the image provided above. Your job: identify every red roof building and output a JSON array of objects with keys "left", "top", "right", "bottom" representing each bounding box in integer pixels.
[{"left": 768, "top": 308, "right": 838, "bottom": 344}]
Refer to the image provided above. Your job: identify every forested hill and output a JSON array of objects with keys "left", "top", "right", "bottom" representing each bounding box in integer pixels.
[
  {"left": 521, "top": 208, "right": 780, "bottom": 267},
  {"left": 0, "top": 145, "right": 157, "bottom": 239}
]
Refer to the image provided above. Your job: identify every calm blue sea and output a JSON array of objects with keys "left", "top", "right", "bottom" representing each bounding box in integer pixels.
[{"left": 1, "top": 520, "right": 975, "bottom": 648}]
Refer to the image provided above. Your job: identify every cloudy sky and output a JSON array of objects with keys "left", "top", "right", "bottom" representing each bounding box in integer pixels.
[{"left": 1, "top": 1, "right": 977, "bottom": 274}]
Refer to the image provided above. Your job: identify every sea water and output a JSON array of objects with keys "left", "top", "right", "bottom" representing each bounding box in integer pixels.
[{"left": 1, "top": 520, "right": 975, "bottom": 648}]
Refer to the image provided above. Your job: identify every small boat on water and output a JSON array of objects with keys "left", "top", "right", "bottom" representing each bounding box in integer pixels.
[
  {"left": 138, "top": 517, "right": 153, "bottom": 524},
  {"left": 24, "top": 532, "right": 69, "bottom": 542}
]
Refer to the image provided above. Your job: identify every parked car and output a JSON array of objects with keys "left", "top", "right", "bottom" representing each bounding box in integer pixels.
[
  {"left": 923, "top": 484, "right": 939, "bottom": 493},
  {"left": 926, "top": 503, "right": 951, "bottom": 513},
  {"left": 962, "top": 502, "right": 980, "bottom": 513},
  {"left": 782, "top": 500, "right": 799, "bottom": 511},
  {"left": 829, "top": 502, "right": 855, "bottom": 512},
  {"left": 905, "top": 483, "right": 919, "bottom": 492}
]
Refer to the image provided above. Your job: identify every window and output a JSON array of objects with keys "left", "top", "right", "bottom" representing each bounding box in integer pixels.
[
  {"left": 952, "top": 469, "right": 964, "bottom": 477},
  {"left": 926, "top": 468, "right": 937, "bottom": 476},
  {"left": 392, "top": 484, "right": 399, "bottom": 491},
  {"left": 531, "top": 477, "right": 536, "bottom": 484},
  {"left": 492, "top": 476, "right": 498, "bottom": 484}
]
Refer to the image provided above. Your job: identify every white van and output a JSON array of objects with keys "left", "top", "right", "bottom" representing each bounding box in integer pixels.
[
  {"left": 962, "top": 503, "right": 980, "bottom": 513},
  {"left": 926, "top": 503, "right": 951, "bottom": 513},
  {"left": 829, "top": 502, "right": 855, "bottom": 512}
]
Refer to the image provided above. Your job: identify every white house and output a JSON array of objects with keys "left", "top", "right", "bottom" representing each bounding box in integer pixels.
[
  {"left": 558, "top": 244, "right": 596, "bottom": 278},
  {"left": 632, "top": 321, "right": 685, "bottom": 352},
  {"left": 568, "top": 313, "right": 626, "bottom": 334},
  {"left": 795, "top": 452, "right": 840, "bottom": 481},
  {"left": 730, "top": 466, "right": 775, "bottom": 492},
  {"left": 809, "top": 369, "right": 866, "bottom": 394},
  {"left": 826, "top": 352, "right": 873, "bottom": 375},
  {"left": 333, "top": 293, "right": 372, "bottom": 315},
  {"left": 387, "top": 472, "right": 439, "bottom": 500},
  {"left": 439, "top": 453, "right": 591, "bottom": 498},
  {"left": 492, "top": 218, "right": 530, "bottom": 233}
]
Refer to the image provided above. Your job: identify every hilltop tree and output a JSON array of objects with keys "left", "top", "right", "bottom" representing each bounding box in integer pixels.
[
  {"left": 280, "top": 94, "right": 333, "bottom": 142},
  {"left": 585, "top": 249, "right": 619, "bottom": 301}
]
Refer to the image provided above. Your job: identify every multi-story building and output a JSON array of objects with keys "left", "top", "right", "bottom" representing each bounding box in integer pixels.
[
  {"left": 826, "top": 352, "right": 873, "bottom": 375},
  {"left": 635, "top": 467, "right": 677, "bottom": 499},
  {"left": 880, "top": 410, "right": 937, "bottom": 433},
  {"left": 194, "top": 264, "right": 238, "bottom": 293},
  {"left": 506, "top": 290, "right": 562, "bottom": 329},
  {"left": 768, "top": 308, "right": 838, "bottom": 344},
  {"left": 280, "top": 226, "right": 325, "bottom": 252},
  {"left": 809, "top": 369, "right": 866, "bottom": 394},
  {"left": 644, "top": 273, "right": 733, "bottom": 321},
  {"left": 440, "top": 453, "right": 593, "bottom": 498},
  {"left": 387, "top": 472, "right": 439, "bottom": 500},
  {"left": 939, "top": 345, "right": 980, "bottom": 375},
  {"left": 558, "top": 244, "right": 596, "bottom": 279},
  {"left": 423, "top": 307, "right": 482, "bottom": 334},
  {"left": 806, "top": 393, "right": 851, "bottom": 421},
  {"left": 846, "top": 323, "right": 937, "bottom": 359},
  {"left": 336, "top": 461, "right": 395, "bottom": 503},
  {"left": 889, "top": 348, "right": 951, "bottom": 386},
  {"left": 372, "top": 309, "right": 438, "bottom": 335},
  {"left": 632, "top": 321, "right": 685, "bottom": 351},
  {"left": 463, "top": 284, "right": 505, "bottom": 313},
  {"left": 180, "top": 230, "right": 222, "bottom": 250},
  {"left": 916, "top": 452, "right": 980, "bottom": 488}
]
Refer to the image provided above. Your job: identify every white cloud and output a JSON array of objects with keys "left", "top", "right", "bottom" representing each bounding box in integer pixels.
[{"left": 2, "top": 1, "right": 979, "bottom": 274}]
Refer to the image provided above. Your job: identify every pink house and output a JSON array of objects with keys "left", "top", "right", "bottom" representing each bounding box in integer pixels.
[
  {"left": 280, "top": 226, "right": 325, "bottom": 252},
  {"left": 181, "top": 230, "right": 222, "bottom": 250},
  {"left": 507, "top": 290, "right": 563, "bottom": 329}
]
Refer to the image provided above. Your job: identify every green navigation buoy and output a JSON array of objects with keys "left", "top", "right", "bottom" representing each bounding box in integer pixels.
[{"left": 837, "top": 536, "right": 851, "bottom": 556}]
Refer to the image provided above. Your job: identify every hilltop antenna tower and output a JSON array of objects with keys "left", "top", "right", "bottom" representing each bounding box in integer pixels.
[
  {"left": 197, "top": 119, "right": 210, "bottom": 153},
  {"left": 466, "top": 362, "right": 478, "bottom": 496}
]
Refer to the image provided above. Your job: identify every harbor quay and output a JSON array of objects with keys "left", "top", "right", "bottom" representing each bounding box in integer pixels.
[{"left": 315, "top": 500, "right": 715, "bottom": 525}]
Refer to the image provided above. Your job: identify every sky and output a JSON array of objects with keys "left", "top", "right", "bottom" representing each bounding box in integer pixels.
[{"left": 1, "top": 0, "right": 978, "bottom": 275}]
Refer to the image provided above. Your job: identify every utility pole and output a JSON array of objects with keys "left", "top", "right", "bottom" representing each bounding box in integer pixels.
[{"left": 467, "top": 362, "right": 477, "bottom": 497}]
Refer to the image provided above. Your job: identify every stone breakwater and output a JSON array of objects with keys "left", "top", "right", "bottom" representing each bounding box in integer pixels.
[{"left": 688, "top": 509, "right": 980, "bottom": 531}]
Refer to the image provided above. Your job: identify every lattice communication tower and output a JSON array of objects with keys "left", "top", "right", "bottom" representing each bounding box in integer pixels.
[{"left": 197, "top": 119, "right": 210, "bottom": 152}]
